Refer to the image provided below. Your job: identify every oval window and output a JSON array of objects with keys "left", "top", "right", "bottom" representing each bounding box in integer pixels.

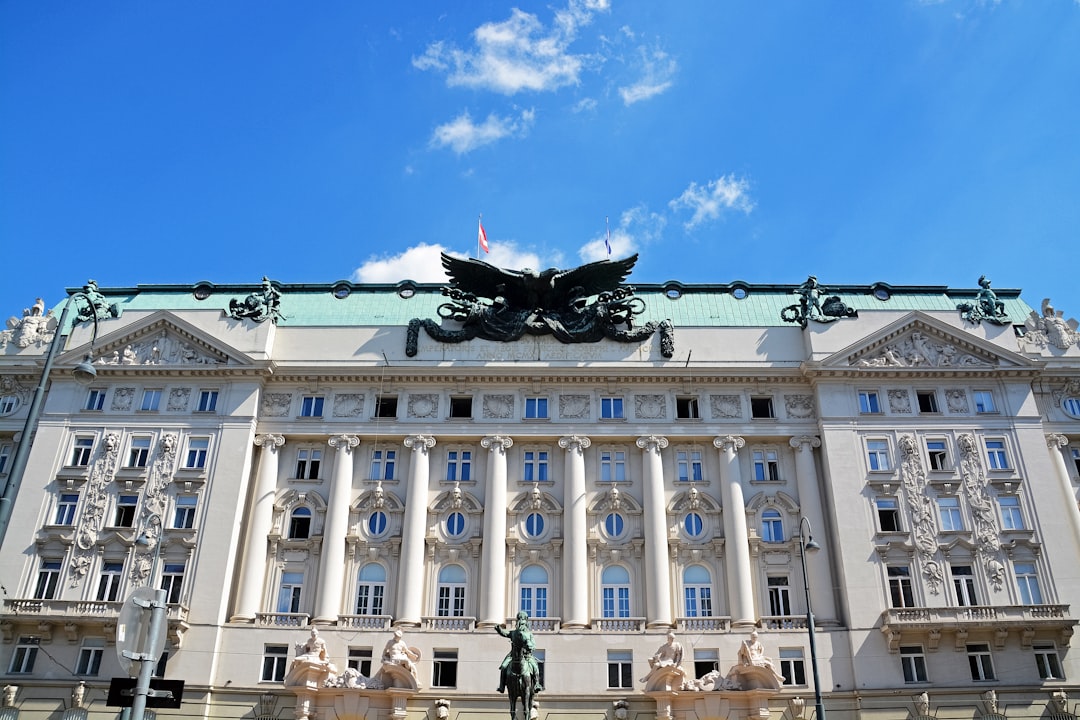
[
  {"left": 684, "top": 512, "right": 704, "bottom": 538},
  {"left": 446, "top": 511, "right": 466, "bottom": 537},
  {"left": 525, "top": 512, "right": 545, "bottom": 538},
  {"left": 368, "top": 511, "right": 387, "bottom": 535},
  {"left": 604, "top": 512, "right": 625, "bottom": 537}
]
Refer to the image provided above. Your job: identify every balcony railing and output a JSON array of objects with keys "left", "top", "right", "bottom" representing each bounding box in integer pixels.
[
  {"left": 421, "top": 616, "right": 476, "bottom": 631},
  {"left": 676, "top": 616, "right": 731, "bottom": 632},
  {"left": 757, "top": 615, "right": 808, "bottom": 631},
  {"left": 881, "top": 604, "right": 1070, "bottom": 628},
  {"left": 591, "top": 617, "right": 645, "bottom": 632},
  {"left": 337, "top": 614, "right": 393, "bottom": 630},
  {"left": 256, "top": 612, "right": 310, "bottom": 627},
  {"left": 3, "top": 598, "right": 189, "bottom": 623}
]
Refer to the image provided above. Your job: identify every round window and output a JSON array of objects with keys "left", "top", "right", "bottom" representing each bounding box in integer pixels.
[
  {"left": 333, "top": 284, "right": 351, "bottom": 299},
  {"left": 525, "top": 512, "right": 545, "bottom": 538},
  {"left": 684, "top": 512, "right": 704, "bottom": 538},
  {"left": 368, "top": 511, "right": 387, "bottom": 536},
  {"left": 873, "top": 286, "right": 891, "bottom": 301},
  {"left": 1063, "top": 397, "right": 1080, "bottom": 419},
  {"left": 732, "top": 287, "right": 748, "bottom": 300},
  {"left": 446, "top": 511, "right": 466, "bottom": 537},
  {"left": 192, "top": 283, "right": 213, "bottom": 301},
  {"left": 604, "top": 512, "right": 625, "bottom": 538}
]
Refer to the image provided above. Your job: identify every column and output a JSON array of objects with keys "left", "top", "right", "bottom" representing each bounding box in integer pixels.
[
  {"left": 558, "top": 435, "right": 591, "bottom": 628},
  {"left": 313, "top": 433, "right": 359, "bottom": 624},
  {"left": 397, "top": 434, "right": 436, "bottom": 626},
  {"left": 790, "top": 435, "right": 837, "bottom": 624},
  {"left": 714, "top": 435, "right": 755, "bottom": 627},
  {"left": 1047, "top": 434, "right": 1080, "bottom": 548},
  {"left": 479, "top": 435, "right": 513, "bottom": 627},
  {"left": 637, "top": 435, "right": 673, "bottom": 628},
  {"left": 232, "top": 434, "right": 284, "bottom": 621}
]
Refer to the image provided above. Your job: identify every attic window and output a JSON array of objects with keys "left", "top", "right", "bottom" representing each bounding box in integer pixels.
[
  {"left": 193, "top": 284, "right": 213, "bottom": 301},
  {"left": 664, "top": 283, "right": 683, "bottom": 300},
  {"left": 731, "top": 286, "right": 748, "bottom": 300},
  {"left": 872, "top": 285, "right": 891, "bottom": 301},
  {"left": 332, "top": 284, "right": 351, "bottom": 299}
]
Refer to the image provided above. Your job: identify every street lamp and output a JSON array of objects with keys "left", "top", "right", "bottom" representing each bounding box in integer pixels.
[
  {"left": 0, "top": 285, "right": 105, "bottom": 547},
  {"left": 798, "top": 517, "right": 826, "bottom": 720},
  {"left": 128, "top": 517, "right": 170, "bottom": 720}
]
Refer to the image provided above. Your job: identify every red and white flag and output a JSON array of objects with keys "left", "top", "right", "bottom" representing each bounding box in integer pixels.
[{"left": 478, "top": 217, "right": 489, "bottom": 254}]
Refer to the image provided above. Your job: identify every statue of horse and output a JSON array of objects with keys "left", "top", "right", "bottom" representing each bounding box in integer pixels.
[{"left": 505, "top": 652, "right": 536, "bottom": 720}]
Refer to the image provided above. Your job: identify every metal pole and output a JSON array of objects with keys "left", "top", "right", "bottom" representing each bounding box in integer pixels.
[
  {"left": 130, "top": 587, "right": 168, "bottom": 720},
  {"left": 800, "top": 517, "right": 826, "bottom": 720}
]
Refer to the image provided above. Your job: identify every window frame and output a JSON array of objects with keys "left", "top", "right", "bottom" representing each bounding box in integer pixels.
[
  {"left": 374, "top": 394, "right": 398, "bottom": 419},
  {"left": 75, "top": 637, "right": 105, "bottom": 676},
  {"left": 677, "top": 448, "right": 704, "bottom": 482},
  {"left": 295, "top": 447, "right": 322, "bottom": 480},
  {"left": 370, "top": 448, "right": 396, "bottom": 481},
  {"left": 523, "top": 449, "right": 549, "bottom": 483},
  {"left": 161, "top": 562, "right": 185, "bottom": 604},
  {"left": 276, "top": 571, "right": 305, "bottom": 613},
  {"left": 750, "top": 395, "right": 775, "bottom": 419},
  {"left": 355, "top": 563, "right": 387, "bottom": 616},
  {"left": 599, "top": 449, "right": 626, "bottom": 483},
  {"left": 752, "top": 448, "right": 781, "bottom": 482},
  {"left": 973, "top": 390, "right": 996, "bottom": 414},
  {"left": 887, "top": 565, "right": 915, "bottom": 608},
  {"left": 85, "top": 388, "right": 106, "bottom": 411},
  {"left": 70, "top": 436, "right": 95, "bottom": 467},
  {"left": 127, "top": 436, "right": 152, "bottom": 468},
  {"left": 916, "top": 390, "right": 940, "bottom": 414},
  {"left": 113, "top": 494, "right": 139, "bottom": 527},
  {"left": 937, "top": 496, "right": 964, "bottom": 532},
  {"left": 524, "top": 396, "right": 549, "bottom": 420},
  {"left": 866, "top": 439, "right": 891, "bottom": 472},
  {"left": 1034, "top": 641, "right": 1065, "bottom": 680},
  {"left": 779, "top": 648, "right": 807, "bottom": 687},
  {"left": 926, "top": 439, "right": 950, "bottom": 471},
  {"left": 1015, "top": 562, "right": 1044, "bottom": 605},
  {"left": 140, "top": 388, "right": 162, "bottom": 412},
  {"left": 768, "top": 575, "right": 792, "bottom": 617},
  {"left": 760, "top": 508, "right": 785, "bottom": 543},
  {"left": 261, "top": 644, "right": 289, "bottom": 682},
  {"left": 432, "top": 649, "right": 459, "bottom": 688},
  {"left": 683, "top": 565, "right": 714, "bottom": 618},
  {"left": 951, "top": 565, "right": 977, "bottom": 607},
  {"left": 9, "top": 637, "right": 39, "bottom": 673},
  {"left": 600, "top": 396, "right": 624, "bottom": 420},
  {"left": 607, "top": 650, "right": 633, "bottom": 689},
  {"left": 96, "top": 561, "right": 125, "bottom": 601},
  {"left": 34, "top": 559, "right": 62, "bottom": 599},
  {"left": 998, "top": 495, "right": 1024, "bottom": 530},
  {"left": 448, "top": 396, "right": 473, "bottom": 419},
  {"left": 900, "top": 645, "right": 928, "bottom": 684},
  {"left": 875, "top": 497, "right": 901, "bottom": 532},
  {"left": 985, "top": 438, "right": 1010, "bottom": 470},
  {"left": 195, "top": 389, "right": 219, "bottom": 413},
  {"left": 966, "top": 643, "right": 995, "bottom": 681},
  {"left": 55, "top": 492, "right": 80, "bottom": 525},
  {"left": 858, "top": 390, "right": 882, "bottom": 414},
  {"left": 675, "top": 395, "right": 700, "bottom": 420},
  {"left": 184, "top": 436, "right": 210, "bottom": 469},
  {"left": 446, "top": 448, "right": 473, "bottom": 482}
]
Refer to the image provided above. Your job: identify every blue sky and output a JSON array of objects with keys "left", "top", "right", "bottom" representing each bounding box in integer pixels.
[{"left": 2, "top": 1, "right": 1079, "bottom": 322}]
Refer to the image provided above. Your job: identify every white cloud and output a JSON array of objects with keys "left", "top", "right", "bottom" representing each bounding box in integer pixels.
[
  {"left": 578, "top": 205, "right": 666, "bottom": 262},
  {"left": 618, "top": 47, "right": 677, "bottom": 105},
  {"left": 669, "top": 175, "right": 754, "bottom": 229},
  {"left": 429, "top": 109, "right": 535, "bottom": 154},
  {"left": 412, "top": 0, "right": 608, "bottom": 95},
  {"left": 352, "top": 242, "right": 560, "bottom": 284},
  {"left": 571, "top": 97, "right": 598, "bottom": 113}
]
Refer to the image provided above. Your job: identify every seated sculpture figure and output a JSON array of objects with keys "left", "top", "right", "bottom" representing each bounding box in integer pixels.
[
  {"left": 641, "top": 632, "right": 689, "bottom": 688},
  {"left": 728, "top": 631, "right": 785, "bottom": 688},
  {"left": 382, "top": 629, "right": 420, "bottom": 677}
]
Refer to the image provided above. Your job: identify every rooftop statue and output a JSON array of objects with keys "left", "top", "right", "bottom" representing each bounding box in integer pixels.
[
  {"left": 228, "top": 276, "right": 284, "bottom": 323},
  {"left": 406, "top": 253, "right": 674, "bottom": 357},
  {"left": 780, "top": 275, "right": 857, "bottom": 328},
  {"left": 2, "top": 298, "right": 58, "bottom": 349},
  {"left": 956, "top": 275, "right": 1009, "bottom": 325},
  {"left": 75, "top": 280, "right": 120, "bottom": 324},
  {"left": 1022, "top": 298, "right": 1080, "bottom": 350}
]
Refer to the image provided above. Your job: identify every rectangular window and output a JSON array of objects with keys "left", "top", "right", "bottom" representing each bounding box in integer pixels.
[
  {"left": 1015, "top": 562, "right": 1044, "bottom": 605},
  {"left": 926, "top": 440, "right": 949, "bottom": 471},
  {"left": 85, "top": 388, "right": 106, "bottom": 411},
  {"left": 999, "top": 496, "right": 1024, "bottom": 530},
  {"left": 876, "top": 497, "right": 901, "bottom": 532},
  {"left": 974, "top": 391, "right": 996, "bottom": 414},
  {"left": 676, "top": 396, "right": 700, "bottom": 419},
  {"left": 71, "top": 436, "right": 94, "bottom": 467},
  {"left": 375, "top": 395, "right": 398, "bottom": 418},
  {"left": 602, "top": 586, "right": 631, "bottom": 618},
  {"left": 432, "top": 650, "right": 458, "bottom": 688},
  {"left": 446, "top": 450, "right": 472, "bottom": 482},
  {"left": 55, "top": 493, "right": 80, "bottom": 525},
  {"left": 768, "top": 576, "right": 792, "bottom": 616},
  {"left": 952, "top": 565, "right": 977, "bottom": 607},
  {"left": 356, "top": 580, "right": 385, "bottom": 616},
  {"left": 449, "top": 396, "right": 473, "bottom": 418},
  {"left": 196, "top": 390, "right": 219, "bottom": 413},
  {"left": 96, "top": 562, "right": 124, "bottom": 601},
  {"left": 779, "top": 648, "right": 806, "bottom": 686},
  {"left": 600, "top": 397, "right": 624, "bottom": 419},
  {"left": 348, "top": 648, "right": 373, "bottom": 676},
  {"left": 523, "top": 450, "right": 549, "bottom": 482},
  {"left": 859, "top": 391, "right": 881, "bottom": 414},
  {"left": 161, "top": 563, "right": 185, "bottom": 604},
  {"left": 140, "top": 389, "right": 162, "bottom": 412},
  {"left": 916, "top": 391, "right": 939, "bottom": 413},
  {"left": 1073, "top": 447, "right": 1080, "bottom": 477},
  {"left": 520, "top": 585, "right": 549, "bottom": 618},
  {"left": 370, "top": 449, "right": 396, "bottom": 481},
  {"left": 299, "top": 395, "right": 324, "bottom": 417},
  {"left": 295, "top": 449, "right": 322, "bottom": 479},
  {"left": 437, "top": 585, "right": 466, "bottom": 617},
  {"left": 986, "top": 440, "right": 1009, "bottom": 470},
  {"left": 867, "top": 440, "right": 891, "bottom": 471},
  {"left": 683, "top": 586, "right": 712, "bottom": 618},
  {"left": 677, "top": 450, "right": 704, "bottom": 482},
  {"left": 525, "top": 397, "right": 549, "bottom": 419},
  {"left": 76, "top": 638, "right": 105, "bottom": 676},
  {"left": 34, "top": 559, "right": 62, "bottom": 599},
  {"left": 937, "top": 497, "right": 963, "bottom": 531},
  {"left": 262, "top": 645, "right": 289, "bottom": 682},
  {"left": 173, "top": 495, "right": 197, "bottom": 529},
  {"left": 693, "top": 649, "right": 719, "bottom": 679},
  {"left": 127, "top": 436, "right": 152, "bottom": 468},
  {"left": 607, "top": 651, "right": 633, "bottom": 689},
  {"left": 750, "top": 396, "right": 774, "bottom": 419},
  {"left": 888, "top": 566, "right": 915, "bottom": 608},
  {"left": 600, "top": 450, "right": 626, "bottom": 483},
  {"left": 9, "top": 637, "right": 39, "bottom": 673},
  {"left": 1034, "top": 642, "right": 1065, "bottom": 680},
  {"left": 752, "top": 449, "right": 780, "bottom": 482},
  {"left": 0, "top": 443, "right": 10, "bottom": 474},
  {"left": 277, "top": 572, "right": 304, "bottom": 613},
  {"left": 114, "top": 495, "right": 138, "bottom": 527},
  {"left": 967, "top": 643, "right": 995, "bottom": 681},
  {"left": 900, "top": 645, "right": 928, "bottom": 683},
  {"left": 185, "top": 437, "right": 209, "bottom": 468}
]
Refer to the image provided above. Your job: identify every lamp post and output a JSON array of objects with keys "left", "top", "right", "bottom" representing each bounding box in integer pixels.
[
  {"left": 798, "top": 516, "right": 826, "bottom": 720},
  {"left": 129, "top": 516, "right": 169, "bottom": 720},
  {"left": 0, "top": 287, "right": 103, "bottom": 548}
]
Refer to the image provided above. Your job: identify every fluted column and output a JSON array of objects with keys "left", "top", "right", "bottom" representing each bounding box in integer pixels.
[
  {"left": 397, "top": 434, "right": 436, "bottom": 626},
  {"left": 1047, "top": 434, "right": 1080, "bottom": 548},
  {"left": 714, "top": 435, "right": 754, "bottom": 627},
  {"left": 314, "top": 434, "right": 359, "bottom": 624},
  {"left": 479, "top": 435, "right": 513, "bottom": 627},
  {"left": 558, "top": 435, "right": 591, "bottom": 628},
  {"left": 790, "top": 435, "right": 836, "bottom": 624},
  {"left": 232, "top": 434, "right": 285, "bottom": 621},
  {"left": 637, "top": 435, "right": 673, "bottom": 628}
]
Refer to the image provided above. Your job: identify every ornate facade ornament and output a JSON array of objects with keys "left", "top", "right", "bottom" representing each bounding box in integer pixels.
[
  {"left": 261, "top": 392, "right": 291, "bottom": 417},
  {"left": 332, "top": 393, "right": 365, "bottom": 417},
  {"left": 636, "top": 436, "right": 669, "bottom": 453},
  {"left": 559, "top": 394, "right": 590, "bottom": 419},
  {"left": 789, "top": 435, "right": 821, "bottom": 452},
  {"left": 481, "top": 435, "right": 514, "bottom": 453},
  {"left": 956, "top": 275, "right": 1010, "bottom": 325},
  {"left": 228, "top": 277, "right": 283, "bottom": 323},
  {"left": 557, "top": 435, "right": 592, "bottom": 454},
  {"left": 255, "top": 434, "right": 286, "bottom": 451},
  {"left": 634, "top": 394, "right": 666, "bottom": 419},
  {"left": 405, "top": 253, "right": 674, "bottom": 358},
  {"left": 710, "top": 394, "right": 741, "bottom": 419},
  {"left": 780, "top": 275, "right": 857, "bottom": 328},
  {"left": 110, "top": 387, "right": 135, "bottom": 411},
  {"left": 403, "top": 435, "right": 436, "bottom": 454},
  {"left": 168, "top": 388, "right": 191, "bottom": 411},
  {"left": 98, "top": 330, "right": 220, "bottom": 366},
  {"left": 1050, "top": 690, "right": 1069, "bottom": 715},
  {"left": 855, "top": 332, "right": 992, "bottom": 368},
  {"left": 328, "top": 434, "right": 360, "bottom": 453},
  {"left": 482, "top": 394, "right": 514, "bottom": 419},
  {"left": 713, "top": 435, "right": 746, "bottom": 454},
  {"left": 898, "top": 435, "right": 943, "bottom": 593},
  {"left": 957, "top": 433, "right": 1005, "bottom": 591},
  {"left": 70, "top": 433, "right": 121, "bottom": 585},
  {"left": 784, "top": 394, "right": 815, "bottom": 419},
  {"left": 407, "top": 394, "right": 439, "bottom": 419},
  {"left": 944, "top": 389, "right": 968, "bottom": 413},
  {"left": 888, "top": 389, "right": 912, "bottom": 414},
  {"left": 1047, "top": 433, "right": 1070, "bottom": 450},
  {"left": 1021, "top": 298, "right": 1080, "bottom": 350},
  {"left": 130, "top": 435, "right": 180, "bottom": 584},
  {"left": 1, "top": 297, "right": 57, "bottom": 349}
]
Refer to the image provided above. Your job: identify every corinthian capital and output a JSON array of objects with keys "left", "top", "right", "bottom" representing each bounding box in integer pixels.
[
  {"left": 481, "top": 435, "right": 514, "bottom": 452},
  {"left": 404, "top": 434, "right": 437, "bottom": 453},
  {"left": 327, "top": 434, "right": 360, "bottom": 452},
  {"left": 636, "top": 435, "right": 669, "bottom": 452},
  {"left": 558, "top": 435, "right": 592, "bottom": 453},
  {"left": 254, "top": 433, "right": 285, "bottom": 450},
  {"left": 713, "top": 435, "right": 746, "bottom": 453}
]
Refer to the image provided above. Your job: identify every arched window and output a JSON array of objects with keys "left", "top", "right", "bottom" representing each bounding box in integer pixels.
[
  {"left": 761, "top": 509, "right": 784, "bottom": 543},
  {"left": 368, "top": 511, "right": 388, "bottom": 536},
  {"left": 683, "top": 565, "right": 713, "bottom": 617},
  {"left": 437, "top": 564, "right": 467, "bottom": 617},
  {"left": 601, "top": 565, "right": 631, "bottom": 618},
  {"left": 356, "top": 563, "right": 386, "bottom": 616},
  {"left": 519, "top": 564, "right": 549, "bottom": 618},
  {"left": 288, "top": 507, "right": 312, "bottom": 539}
]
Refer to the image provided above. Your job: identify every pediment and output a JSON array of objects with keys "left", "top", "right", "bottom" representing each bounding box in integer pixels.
[
  {"left": 820, "top": 312, "right": 1035, "bottom": 372},
  {"left": 58, "top": 311, "right": 253, "bottom": 369}
]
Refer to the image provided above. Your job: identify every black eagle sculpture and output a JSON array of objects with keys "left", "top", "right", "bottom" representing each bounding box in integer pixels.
[{"left": 405, "top": 253, "right": 673, "bottom": 357}]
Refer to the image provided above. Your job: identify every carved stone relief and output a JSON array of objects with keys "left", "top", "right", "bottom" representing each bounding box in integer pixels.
[
  {"left": 710, "top": 395, "right": 742, "bottom": 419},
  {"left": 784, "top": 394, "right": 815, "bottom": 419},
  {"left": 957, "top": 433, "right": 1005, "bottom": 591},
  {"left": 898, "top": 435, "right": 943, "bottom": 593},
  {"left": 167, "top": 388, "right": 191, "bottom": 412},
  {"left": 261, "top": 393, "right": 292, "bottom": 417},
  {"left": 69, "top": 434, "right": 121, "bottom": 586},
  {"left": 130, "top": 434, "right": 180, "bottom": 585},
  {"left": 333, "top": 394, "right": 365, "bottom": 418},
  {"left": 559, "top": 394, "right": 590, "bottom": 419},
  {"left": 634, "top": 394, "right": 666, "bottom": 420},
  {"left": 855, "top": 331, "right": 993, "bottom": 368},
  {"left": 888, "top": 389, "right": 911, "bottom": 414},
  {"left": 407, "top": 394, "right": 439, "bottom": 419},
  {"left": 1, "top": 298, "right": 57, "bottom": 349},
  {"left": 109, "top": 388, "right": 134, "bottom": 412},
  {"left": 0, "top": 377, "right": 30, "bottom": 408},
  {"left": 1021, "top": 298, "right": 1080, "bottom": 350},
  {"left": 97, "top": 330, "right": 222, "bottom": 366},
  {"left": 944, "top": 389, "right": 968, "bottom": 414},
  {"left": 482, "top": 394, "right": 514, "bottom": 419}
]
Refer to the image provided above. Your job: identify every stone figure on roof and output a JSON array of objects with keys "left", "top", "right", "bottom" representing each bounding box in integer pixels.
[
  {"left": 1022, "top": 298, "right": 1080, "bottom": 350},
  {"left": 956, "top": 275, "right": 1009, "bottom": 325},
  {"left": 780, "top": 275, "right": 857, "bottom": 327},
  {"left": 75, "top": 279, "right": 120, "bottom": 324},
  {"left": 228, "top": 276, "right": 283, "bottom": 323},
  {"left": 3, "top": 297, "right": 58, "bottom": 349}
]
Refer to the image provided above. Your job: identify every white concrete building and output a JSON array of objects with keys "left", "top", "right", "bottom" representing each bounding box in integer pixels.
[{"left": 1, "top": 269, "right": 1078, "bottom": 720}]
